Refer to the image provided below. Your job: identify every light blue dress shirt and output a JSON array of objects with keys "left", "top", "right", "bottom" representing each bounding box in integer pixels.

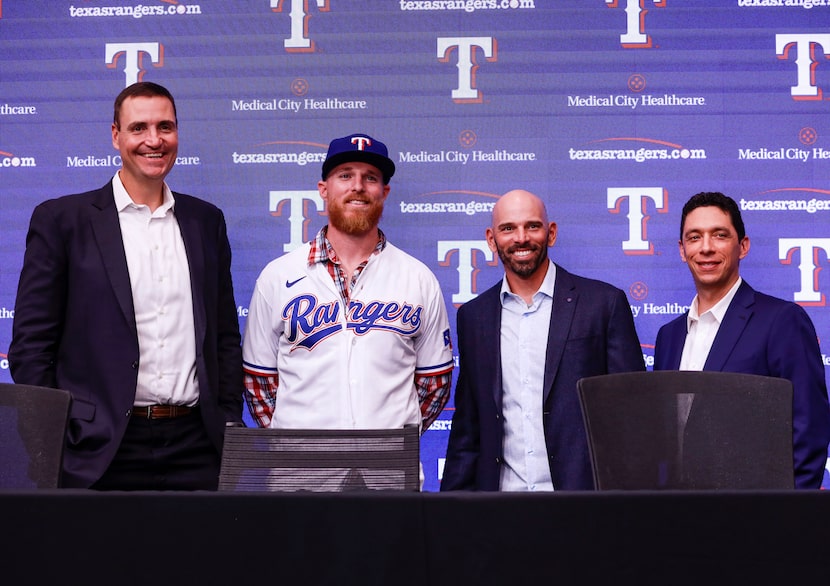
[{"left": 498, "top": 261, "right": 556, "bottom": 491}]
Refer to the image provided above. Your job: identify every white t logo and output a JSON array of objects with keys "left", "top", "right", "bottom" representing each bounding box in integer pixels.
[
  {"left": 776, "top": 34, "right": 830, "bottom": 100},
  {"left": 271, "top": 0, "right": 330, "bottom": 52},
  {"left": 607, "top": 187, "right": 668, "bottom": 254},
  {"left": 779, "top": 238, "right": 830, "bottom": 304},
  {"left": 270, "top": 190, "right": 326, "bottom": 253},
  {"left": 437, "top": 240, "right": 497, "bottom": 304},
  {"left": 437, "top": 37, "right": 498, "bottom": 103},
  {"left": 105, "top": 43, "right": 163, "bottom": 86}
]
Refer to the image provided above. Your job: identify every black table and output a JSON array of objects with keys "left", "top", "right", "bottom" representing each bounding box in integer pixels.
[{"left": 2, "top": 490, "right": 829, "bottom": 585}]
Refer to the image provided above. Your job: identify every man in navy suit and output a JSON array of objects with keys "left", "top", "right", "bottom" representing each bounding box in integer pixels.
[
  {"left": 654, "top": 191, "right": 830, "bottom": 489},
  {"left": 9, "top": 82, "right": 244, "bottom": 490},
  {"left": 441, "top": 189, "right": 644, "bottom": 491}
]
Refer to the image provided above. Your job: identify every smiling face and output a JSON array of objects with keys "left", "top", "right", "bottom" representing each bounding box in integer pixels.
[
  {"left": 318, "top": 161, "right": 390, "bottom": 237},
  {"left": 487, "top": 189, "right": 557, "bottom": 282},
  {"left": 680, "top": 205, "right": 750, "bottom": 305},
  {"left": 111, "top": 95, "right": 178, "bottom": 191}
]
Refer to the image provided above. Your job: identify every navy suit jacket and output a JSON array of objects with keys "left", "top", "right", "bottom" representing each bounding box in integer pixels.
[
  {"left": 654, "top": 280, "right": 830, "bottom": 489},
  {"left": 441, "top": 264, "right": 645, "bottom": 491},
  {"left": 9, "top": 182, "right": 244, "bottom": 488}
]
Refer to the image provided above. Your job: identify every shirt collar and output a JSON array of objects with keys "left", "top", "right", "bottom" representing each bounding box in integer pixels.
[
  {"left": 499, "top": 260, "right": 557, "bottom": 305},
  {"left": 308, "top": 225, "right": 387, "bottom": 266},
  {"left": 686, "top": 276, "right": 742, "bottom": 331},
  {"left": 112, "top": 172, "right": 175, "bottom": 214}
]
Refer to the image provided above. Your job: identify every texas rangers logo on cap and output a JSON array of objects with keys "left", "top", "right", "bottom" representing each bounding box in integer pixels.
[
  {"left": 351, "top": 136, "right": 373, "bottom": 150},
  {"left": 321, "top": 132, "right": 396, "bottom": 184}
]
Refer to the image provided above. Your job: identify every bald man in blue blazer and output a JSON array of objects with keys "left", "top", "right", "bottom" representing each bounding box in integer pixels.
[{"left": 441, "top": 190, "right": 644, "bottom": 491}]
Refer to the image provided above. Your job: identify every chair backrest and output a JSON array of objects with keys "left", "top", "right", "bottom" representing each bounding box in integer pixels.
[
  {"left": 577, "top": 371, "right": 794, "bottom": 490},
  {"left": 0, "top": 383, "right": 72, "bottom": 489},
  {"left": 219, "top": 425, "right": 421, "bottom": 492}
]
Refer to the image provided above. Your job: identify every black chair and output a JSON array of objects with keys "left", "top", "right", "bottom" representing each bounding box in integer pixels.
[
  {"left": 577, "top": 371, "right": 794, "bottom": 490},
  {"left": 0, "top": 383, "right": 72, "bottom": 489},
  {"left": 219, "top": 425, "right": 421, "bottom": 492}
]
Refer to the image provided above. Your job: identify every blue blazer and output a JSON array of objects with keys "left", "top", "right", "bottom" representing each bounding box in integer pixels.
[
  {"left": 441, "top": 265, "right": 645, "bottom": 491},
  {"left": 9, "top": 182, "right": 244, "bottom": 488},
  {"left": 654, "top": 280, "right": 830, "bottom": 489}
]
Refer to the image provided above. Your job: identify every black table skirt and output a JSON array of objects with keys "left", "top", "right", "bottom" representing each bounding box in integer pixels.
[{"left": 2, "top": 490, "right": 829, "bottom": 585}]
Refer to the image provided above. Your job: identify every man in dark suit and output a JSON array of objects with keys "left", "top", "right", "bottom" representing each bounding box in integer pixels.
[
  {"left": 441, "top": 189, "right": 645, "bottom": 491},
  {"left": 654, "top": 191, "right": 830, "bottom": 489},
  {"left": 9, "top": 82, "right": 244, "bottom": 490}
]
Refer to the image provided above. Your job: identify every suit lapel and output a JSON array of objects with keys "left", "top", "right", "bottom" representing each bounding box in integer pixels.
[
  {"left": 477, "top": 285, "right": 504, "bottom": 413},
  {"left": 89, "top": 183, "right": 137, "bottom": 333},
  {"left": 174, "top": 195, "right": 207, "bottom": 348},
  {"left": 704, "top": 281, "right": 755, "bottom": 371},
  {"left": 543, "top": 266, "right": 577, "bottom": 402},
  {"left": 663, "top": 318, "right": 687, "bottom": 370}
]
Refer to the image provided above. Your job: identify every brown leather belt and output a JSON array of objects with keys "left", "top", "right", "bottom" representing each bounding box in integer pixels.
[{"left": 131, "top": 405, "right": 195, "bottom": 419}]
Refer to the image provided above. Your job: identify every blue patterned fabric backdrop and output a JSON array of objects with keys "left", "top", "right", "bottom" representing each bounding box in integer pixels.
[{"left": 1, "top": 0, "right": 829, "bottom": 490}]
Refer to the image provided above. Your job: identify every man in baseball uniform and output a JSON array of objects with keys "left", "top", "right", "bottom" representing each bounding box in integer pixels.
[{"left": 242, "top": 133, "right": 454, "bottom": 437}]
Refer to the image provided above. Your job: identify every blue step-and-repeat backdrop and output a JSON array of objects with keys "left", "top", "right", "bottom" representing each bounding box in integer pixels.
[{"left": 1, "top": 0, "right": 829, "bottom": 491}]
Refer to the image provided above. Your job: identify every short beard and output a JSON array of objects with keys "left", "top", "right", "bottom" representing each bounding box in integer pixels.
[
  {"left": 496, "top": 242, "right": 548, "bottom": 278},
  {"left": 328, "top": 199, "right": 384, "bottom": 236}
]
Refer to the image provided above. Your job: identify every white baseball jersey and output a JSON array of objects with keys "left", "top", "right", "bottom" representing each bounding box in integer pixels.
[{"left": 242, "top": 240, "right": 454, "bottom": 430}]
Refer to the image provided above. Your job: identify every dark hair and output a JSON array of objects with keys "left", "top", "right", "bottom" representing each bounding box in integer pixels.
[
  {"left": 113, "top": 82, "right": 177, "bottom": 129},
  {"left": 680, "top": 192, "right": 746, "bottom": 241}
]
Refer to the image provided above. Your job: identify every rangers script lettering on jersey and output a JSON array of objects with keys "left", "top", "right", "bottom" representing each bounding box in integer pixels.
[{"left": 283, "top": 294, "right": 423, "bottom": 349}]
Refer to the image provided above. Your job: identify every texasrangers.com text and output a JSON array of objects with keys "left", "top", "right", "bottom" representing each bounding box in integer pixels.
[
  {"left": 399, "top": 0, "right": 535, "bottom": 12},
  {"left": 69, "top": 4, "right": 203, "bottom": 18}
]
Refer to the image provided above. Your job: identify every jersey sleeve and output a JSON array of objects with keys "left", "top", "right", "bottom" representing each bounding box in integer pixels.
[
  {"left": 413, "top": 271, "right": 454, "bottom": 378},
  {"left": 242, "top": 271, "right": 282, "bottom": 425},
  {"left": 415, "top": 370, "right": 452, "bottom": 432}
]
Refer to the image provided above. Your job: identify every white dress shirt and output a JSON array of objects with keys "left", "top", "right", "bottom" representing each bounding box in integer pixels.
[
  {"left": 498, "top": 260, "right": 556, "bottom": 492},
  {"left": 679, "top": 277, "right": 742, "bottom": 372},
  {"left": 112, "top": 173, "right": 199, "bottom": 407},
  {"left": 676, "top": 277, "right": 743, "bottom": 440}
]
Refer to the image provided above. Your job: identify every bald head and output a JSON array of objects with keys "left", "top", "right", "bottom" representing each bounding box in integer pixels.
[
  {"left": 487, "top": 189, "right": 557, "bottom": 287},
  {"left": 491, "top": 189, "right": 549, "bottom": 230}
]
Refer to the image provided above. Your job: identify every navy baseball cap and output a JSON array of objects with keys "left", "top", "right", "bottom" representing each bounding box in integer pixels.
[{"left": 321, "top": 133, "right": 396, "bottom": 184}]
